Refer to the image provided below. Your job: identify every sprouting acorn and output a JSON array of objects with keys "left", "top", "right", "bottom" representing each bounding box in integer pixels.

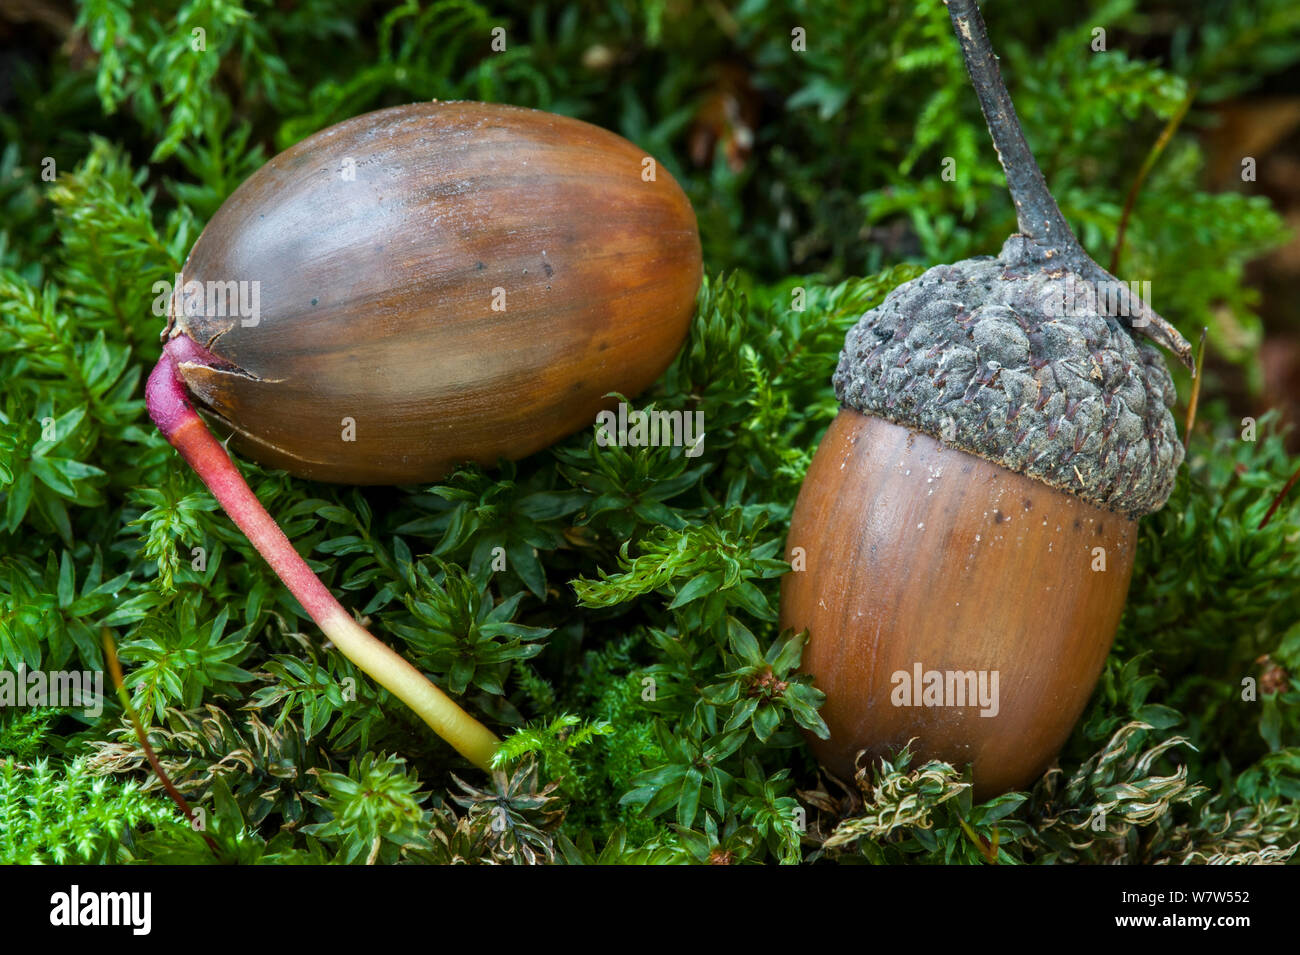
[
  {"left": 779, "top": 0, "right": 1194, "bottom": 798},
  {"left": 147, "top": 101, "right": 702, "bottom": 768},
  {"left": 164, "top": 101, "right": 701, "bottom": 484}
]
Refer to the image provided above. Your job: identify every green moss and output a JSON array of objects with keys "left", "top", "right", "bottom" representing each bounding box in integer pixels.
[{"left": 1, "top": 0, "right": 1297, "bottom": 864}]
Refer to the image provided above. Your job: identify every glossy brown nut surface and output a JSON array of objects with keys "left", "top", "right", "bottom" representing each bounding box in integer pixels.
[
  {"left": 169, "top": 101, "right": 702, "bottom": 484},
  {"left": 781, "top": 409, "right": 1136, "bottom": 798}
]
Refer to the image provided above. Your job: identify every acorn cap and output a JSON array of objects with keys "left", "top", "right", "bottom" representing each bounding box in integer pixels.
[
  {"left": 833, "top": 235, "right": 1183, "bottom": 519},
  {"left": 832, "top": 0, "right": 1191, "bottom": 521}
]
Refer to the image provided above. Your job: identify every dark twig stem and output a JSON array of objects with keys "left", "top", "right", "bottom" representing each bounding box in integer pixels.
[
  {"left": 101, "top": 628, "right": 221, "bottom": 858},
  {"left": 1259, "top": 462, "right": 1300, "bottom": 530},
  {"left": 944, "top": 0, "right": 1195, "bottom": 371},
  {"left": 944, "top": 0, "right": 1081, "bottom": 257}
]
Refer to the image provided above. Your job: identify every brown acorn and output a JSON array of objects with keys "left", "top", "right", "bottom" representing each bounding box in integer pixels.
[
  {"left": 166, "top": 100, "right": 701, "bottom": 484},
  {"left": 780, "top": 0, "right": 1194, "bottom": 798},
  {"left": 146, "top": 101, "right": 701, "bottom": 769}
]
